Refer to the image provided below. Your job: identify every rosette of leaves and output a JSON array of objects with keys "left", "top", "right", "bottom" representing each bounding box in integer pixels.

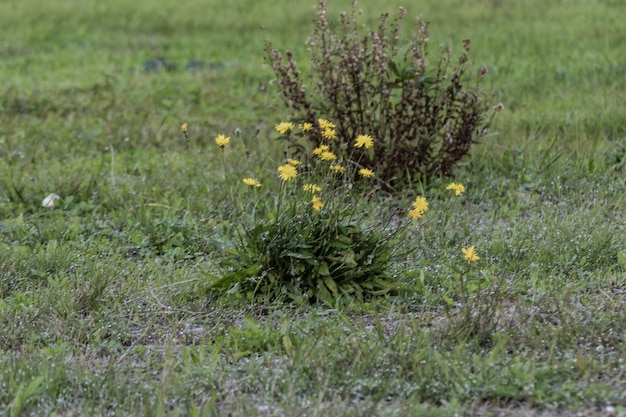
[{"left": 210, "top": 206, "right": 396, "bottom": 303}]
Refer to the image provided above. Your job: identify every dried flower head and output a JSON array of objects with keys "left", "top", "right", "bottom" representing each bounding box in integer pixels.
[{"left": 42, "top": 193, "right": 61, "bottom": 208}]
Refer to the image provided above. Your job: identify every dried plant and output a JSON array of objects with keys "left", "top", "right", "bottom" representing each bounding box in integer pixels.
[{"left": 265, "top": 0, "right": 498, "bottom": 189}]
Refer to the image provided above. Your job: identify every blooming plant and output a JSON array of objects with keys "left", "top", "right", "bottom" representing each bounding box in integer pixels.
[
  {"left": 265, "top": 0, "right": 499, "bottom": 189},
  {"left": 185, "top": 123, "right": 491, "bottom": 308},
  {"left": 452, "top": 243, "right": 502, "bottom": 341},
  {"left": 208, "top": 121, "right": 405, "bottom": 302}
]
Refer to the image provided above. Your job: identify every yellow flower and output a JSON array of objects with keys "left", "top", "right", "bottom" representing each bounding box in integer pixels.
[
  {"left": 275, "top": 122, "right": 294, "bottom": 134},
  {"left": 299, "top": 122, "right": 313, "bottom": 132},
  {"left": 358, "top": 168, "right": 374, "bottom": 178},
  {"left": 408, "top": 208, "right": 423, "bottom": 219},
  {"left": 319, "top": 151, "right": 337, "bottom": 161},
  {"left": 462, "top": 246, "right": 480, "bottom": 263},
  {"left": 329, "top": 164, "right": 345, "bottom": 174},
  {"left": 277, "top": 164, "right": 298, "bottom": 181},
  {"left": 317, "top": 118, "right": 335, "bottom": 130},
  {"left": 180, "top": 123, "right": 188, "bottom": 133},
  {"left": 409, "top": 196, "right": 429, "bottom": 220},
  {"left": 311, "top": 195, "right": 324, "bottom": 211},
  {"left": 313, "top": 145, "right": 330, "bottom": 155},
  {"left": 354, "top": 134, "right": 374, "bottom": 149},
  {"left": 303, "top": 183, "right": 321, "bottom": 193},
  {"left": 287, "top": 159, "right": 301, "bottom": 166},
  {"left": 322, "top": 128, "right": 337, "bottom": 140},
  {"left": 214, "top": 134, "right": 230, "bottom": 148},
  {"left": 412, "top": 196, "right": 429, "bottom": 214},
  {"left": 446, "top": 182, "right": 466, "bottom": 196},
  {"left": 243, "top": 177, "right": 262, "bottom": 187}
]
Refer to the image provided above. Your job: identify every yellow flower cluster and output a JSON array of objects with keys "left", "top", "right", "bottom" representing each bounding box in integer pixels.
[
  {"left": 446, "top": 182, "right": 466, "bottom": 196},
  {"left": 408, "top": 196, "right": 429, "bottom": 219},
  {"left": 312, "top": 118, "right": 336, "bottom": 140},
  {"left": 303, "top": 183, "right": 322, "bottom": 193},
  {"left": 299, "top": 122, "right": 313, "bottom": 132},
  {"left": 313, "top": 145, "right": 330, "bottom": 155},
  {"left": 318, "top": 118, "right": 335, "bottom": 130},
  {"left": 329, "top": 164, "right": 345, "bottom": 174},
  {"left": 275, "top": 122, "right": 294, "bottom": 135},
  {"left": 405, "top": 181, "right": 479, "bottom": 264}
]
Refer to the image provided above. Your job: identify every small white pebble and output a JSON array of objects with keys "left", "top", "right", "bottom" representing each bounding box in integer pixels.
[
  {"left": 42, "top": 193, "right": 61, "bottom": 208},
  {"left": 605, "top": 405, "right": 616, "bottom": 415}
]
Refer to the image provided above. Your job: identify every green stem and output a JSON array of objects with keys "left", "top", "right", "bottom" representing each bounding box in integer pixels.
[
  {"left": 275, "top": 181, "right": 285, "bottom": 223},
  {"left": 220, "top": 149, "right": 226, "bottom": 181},
  {"left": 460, "top": 263, "right": 471, "bottom": 323}
]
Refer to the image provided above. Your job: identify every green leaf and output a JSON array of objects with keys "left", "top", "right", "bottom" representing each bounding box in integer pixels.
[
  {"left": 286, "top": 251, "right": 313, "bottom": 260},
  {"left": 316, "top": 282, "right": 334, "bottom": 305},
  {"left": 442, "top": 295, "right": 455, "bottom": 306},
  {"left": 317, "top": 262, "right": 330, "bottom": 276},
  {"left": 282, "top": 334, "right": 293, "bottom": 354},
  {"left": 388, "top": 58, "right": 400, "bottom": 77},
  {"left": 209, "top": 263, "right": 263, "bottom": 290},
  {"left": 330, "top": 235, "right": 353, "bottom": 250},
  {"left": 617, "top": 251, "right": 626, "bottom": 270},
  {"left": 324, "top": 276, "right": 338, "bottom": 293},
  {"left": 339, "top": 250, "right": 357, "bottom": 268},
  {"left": 244, "top": 315, "right": 260, "bottom": 334},
  {"left": 10, "top": 376, "right": 45, "bottom": 417}
]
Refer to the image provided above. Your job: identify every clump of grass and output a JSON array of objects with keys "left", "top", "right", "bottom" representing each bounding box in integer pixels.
[{"left": 265, "top": 0, "right": 498, "bottom": 189}]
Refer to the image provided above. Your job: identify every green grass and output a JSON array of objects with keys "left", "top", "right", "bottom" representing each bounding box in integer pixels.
[{"left": 1, "top": 0, "right": 625, "bottom": 415}]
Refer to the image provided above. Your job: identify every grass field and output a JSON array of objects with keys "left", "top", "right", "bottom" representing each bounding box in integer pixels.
[{"left": 1, "top": 0, "right": 625, "bottom": 415}]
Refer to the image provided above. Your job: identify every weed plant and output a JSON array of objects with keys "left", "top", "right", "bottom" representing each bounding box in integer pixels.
[
  {"left": 202, "top": 121, "right": 411, "bottom": 302},
  {"left": 266, "top": 0, "right": 498, "bottom": 189},
  {"left": 196, "top": 120, "right": 496, "bottom": 317}
]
